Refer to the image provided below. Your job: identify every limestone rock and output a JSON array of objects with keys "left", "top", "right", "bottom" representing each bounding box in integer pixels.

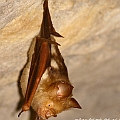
[{"left": 0, "top": 0, "right": 120, "bottom": 120}]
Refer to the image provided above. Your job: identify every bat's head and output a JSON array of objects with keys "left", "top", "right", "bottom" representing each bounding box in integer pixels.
[
  {"left": 35, "top": 81, "right": 81, "bottom": 119},
  {"left": 36, "top": 97, "right": 81, "bottom": 119}
]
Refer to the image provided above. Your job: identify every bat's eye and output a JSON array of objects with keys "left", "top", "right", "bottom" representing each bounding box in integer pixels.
[{"left": 46, "top": 102, "right": 54, "bottom": 108}]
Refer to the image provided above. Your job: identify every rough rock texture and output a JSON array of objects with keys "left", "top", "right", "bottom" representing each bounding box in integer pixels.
[{"left": 0, "top": 0, "right": 120, "bottom": 120}]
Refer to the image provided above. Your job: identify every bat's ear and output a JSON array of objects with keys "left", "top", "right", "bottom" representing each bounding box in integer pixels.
[{"left": 68, "top": 98, "right": 82, "bottom": 109}]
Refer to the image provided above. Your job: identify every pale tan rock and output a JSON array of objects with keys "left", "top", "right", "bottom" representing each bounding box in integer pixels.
[{"left": 0, "top": 0, "right": 120, "bottom": 120}]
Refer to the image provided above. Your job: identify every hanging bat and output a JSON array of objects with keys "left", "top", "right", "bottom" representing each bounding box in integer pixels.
[{"left": 18, "top": 0, "right": 81, "bottom": 119}]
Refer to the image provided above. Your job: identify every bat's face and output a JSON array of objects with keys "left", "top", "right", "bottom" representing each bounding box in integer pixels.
[
  {"left": 36, "top": 99, "right": 57, "bottom": 119},
  {"left": 36, "top": 96, "right": 80, "bottom": 119}
]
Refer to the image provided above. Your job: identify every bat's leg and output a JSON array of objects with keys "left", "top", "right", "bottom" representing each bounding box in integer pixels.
[{"left": 42, "top": 0, "right": 63, "bottom": 38}]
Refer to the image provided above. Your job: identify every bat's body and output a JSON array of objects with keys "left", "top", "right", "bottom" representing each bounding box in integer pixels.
[{"left": 19, "top": 0, "right": 81, "bottom": 119}]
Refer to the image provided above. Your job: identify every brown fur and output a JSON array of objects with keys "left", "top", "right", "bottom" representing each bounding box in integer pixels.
[{"left": 19, "top": 0, "right": 81, "bottom": 119}]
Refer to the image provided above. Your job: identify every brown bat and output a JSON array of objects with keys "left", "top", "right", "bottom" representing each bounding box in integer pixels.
[{"left": 18, "top": 0, "right": 81, "bottom": 119}]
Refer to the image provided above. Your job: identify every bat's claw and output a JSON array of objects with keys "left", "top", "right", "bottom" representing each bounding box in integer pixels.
[
  {"left": 18, "top": 104, "right": 30, "bottom": 117},
  {"left": 18, "top": 110, "right": 23, "bottom": 117}
]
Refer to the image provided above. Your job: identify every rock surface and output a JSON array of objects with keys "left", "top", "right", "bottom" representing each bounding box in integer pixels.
[{"left": 0, "top": 0, "right": 120, "bottom": 120}]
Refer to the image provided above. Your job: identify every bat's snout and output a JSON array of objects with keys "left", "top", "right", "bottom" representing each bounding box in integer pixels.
[{"left": 37, "top": 107, "right": 57, "bottom": 119}]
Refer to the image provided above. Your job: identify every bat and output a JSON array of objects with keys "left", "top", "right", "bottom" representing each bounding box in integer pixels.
[{"left": 18, "top": 0, "right": 81, "bottom": 119}]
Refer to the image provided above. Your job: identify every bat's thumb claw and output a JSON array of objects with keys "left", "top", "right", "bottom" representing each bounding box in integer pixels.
[
  {"left": 18, "top": 104, "right": 30, "bottom": 117},
  {"left": 18, "top": 110, "right": 23, "bottom": 117}
]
